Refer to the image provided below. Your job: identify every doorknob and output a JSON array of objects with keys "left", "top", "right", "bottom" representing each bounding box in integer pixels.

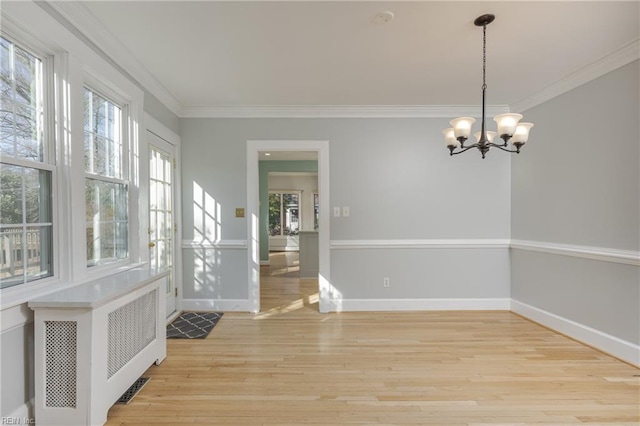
[{"left": 148, "top": 242, "right": 156, "bottom": 248}]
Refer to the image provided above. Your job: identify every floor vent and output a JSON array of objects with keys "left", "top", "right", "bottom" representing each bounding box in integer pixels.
[{"left": 116, "top": 377, "right": 149, "bottom": 404}]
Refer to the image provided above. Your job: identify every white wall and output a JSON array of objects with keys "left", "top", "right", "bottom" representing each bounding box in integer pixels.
[
  {"left": 511, "top": 60, "right": 640, "bottom": 364},
  {"left": 180, "top": 117, "right": 512, "bottom": 310}
]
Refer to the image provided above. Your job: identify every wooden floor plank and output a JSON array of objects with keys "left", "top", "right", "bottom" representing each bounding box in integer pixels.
[{"left": 106, "top": 252, "right": 640, "bottom": 425}]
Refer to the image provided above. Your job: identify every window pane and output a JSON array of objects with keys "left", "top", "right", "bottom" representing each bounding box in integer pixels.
[
  {"left": 314, "top": 193, "right": 319, "bottom": 230},
  {"left": 0, "top": 109, "right": 14, "bottom": 157},
  {"left": 0, "top": 226, "right": 25, "bottom": 289},
  {"left": 85, "top": 178, "right": 128, "bottom": 267},
  {"left": 115, "top": 221, "right": 128, "bottom": 259},
  {"left": 24, "top": 167, "right": 52, "bottom": 223},
  {"left": 25, "top": 225, "right": 52, "bottom": 281},
  {"left": 84, "top": 87, "right": 122, "bottom": 178},
  {"left": 0, "top": 38, "right": 11, "bottom": 85},
  {"left": 283, "top": 193, "right": 299, "bottom": 235},
  {"left": 14, "top": 104, "right": 41, "bottom": 160},
  {"left": 0, "top": 163, "right": 23, "bottom": 224},
  {"left": 268, "top": 193, "right": 281, "bottom": 236},
  {"left": 92, "top": 135, "right": 108, "bottom": 176},
  {"left": 14, "top": 45, "right": 38, "bottom": 108},
  {"left": 83, "top": 88, "right": 92, "bottom": 132}
]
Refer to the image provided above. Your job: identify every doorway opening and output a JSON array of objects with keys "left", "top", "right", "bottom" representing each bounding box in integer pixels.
[{"left": 246, "top": 140, "right": 330, "bottom": 313}]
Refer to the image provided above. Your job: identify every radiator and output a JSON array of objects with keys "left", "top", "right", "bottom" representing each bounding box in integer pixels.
[{"left": 30, "top": 269, "right": 168, "bottom": 426}]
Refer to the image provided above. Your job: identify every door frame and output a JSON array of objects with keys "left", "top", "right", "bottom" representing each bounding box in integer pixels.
[
  {"left": 145, "top": 113, "right": 182, "bottom": 318},
  {"left": 246, "top": 140, "right": 331, "bottom": 313}
]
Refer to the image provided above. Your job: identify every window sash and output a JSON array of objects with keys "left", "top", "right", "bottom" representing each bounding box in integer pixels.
[
  {"left": 0, "top": 35, "right": 46, "bottom": 164},
  {"left": 83, "top": 86, "right": 130, "bottom": 268},
  {"left": 0, "top": 163, "right": 53, "bottom": 288},
  {"left": 0, "top": 35, "right": 54, "bottom": 290}
]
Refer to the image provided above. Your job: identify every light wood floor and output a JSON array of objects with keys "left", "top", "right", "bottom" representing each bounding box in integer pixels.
[{"left": 106, "top": 252, "right": 639, "bottom": 425}]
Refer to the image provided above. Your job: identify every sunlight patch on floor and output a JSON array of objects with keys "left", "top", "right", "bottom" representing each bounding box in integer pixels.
[{"left": 254, "top": 293, "right": 319, "bottom": 320}]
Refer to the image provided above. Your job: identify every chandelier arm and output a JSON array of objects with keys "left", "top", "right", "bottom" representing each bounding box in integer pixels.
[
  {"left": 450, "top": 144, "right": 480, "bottom": 156},
  {"left": 488, "top": 143, "right": 520, "bottom": 154}
]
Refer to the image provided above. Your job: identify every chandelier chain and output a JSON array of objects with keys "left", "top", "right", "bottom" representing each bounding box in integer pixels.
[{"left": 482, "top": 24, "right": 487, "bottom": 91}]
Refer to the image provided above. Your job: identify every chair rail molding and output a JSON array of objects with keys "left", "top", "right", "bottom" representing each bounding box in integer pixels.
[
  {"left": 182, "top": 239, "right": 248, "bottom": 250},
  {"left": 330, "top": 239, "right": 510, "bottom": 250},
  {"left": 511, "top": 239, "right": 640, "bottom": 266}
]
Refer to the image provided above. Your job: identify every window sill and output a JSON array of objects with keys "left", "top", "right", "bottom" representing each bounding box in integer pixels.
[{"left": 0, "top": 261, "right": 147, "bottom": 312}]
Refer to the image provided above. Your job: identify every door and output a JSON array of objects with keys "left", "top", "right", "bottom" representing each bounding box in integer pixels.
[{"left": 148, "top": 134, "right": 177, "bottom": 317}]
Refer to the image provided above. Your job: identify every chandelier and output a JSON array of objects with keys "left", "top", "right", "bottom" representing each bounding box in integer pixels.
[{"left": 443, "top": 14, "right": 533, "bottom": 159}]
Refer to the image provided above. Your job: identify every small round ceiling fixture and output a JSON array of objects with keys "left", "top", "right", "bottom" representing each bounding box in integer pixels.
[{"left": 373, "top": 11, "right": 394, "bottom": 25}]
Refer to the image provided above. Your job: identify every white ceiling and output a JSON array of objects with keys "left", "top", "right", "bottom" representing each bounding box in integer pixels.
[
  {"left": 260, "top": 151, "right": 318, "bottom": 161},
  {"left": 72, "top": 1, "right": 638, "bottom": 111}
]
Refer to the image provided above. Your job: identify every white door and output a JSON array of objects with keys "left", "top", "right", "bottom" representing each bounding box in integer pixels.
[{"left": 148, "top": 134, "right": 177, "bottom": 317}]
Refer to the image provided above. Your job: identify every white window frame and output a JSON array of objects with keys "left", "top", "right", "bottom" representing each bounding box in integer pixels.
[
  {"left": 0, "top": 29, "right": 59, "bottom": 294},
  {"left": 82, "top": 83, "right": 130, "bottom": 269},
  {"left": 74, "top": 70, "right": 143, "bottom": 279}
]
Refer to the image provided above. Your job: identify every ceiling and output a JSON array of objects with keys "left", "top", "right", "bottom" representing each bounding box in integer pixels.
[
  {"left": 68, "top": 1, "right": 638, "bottom": 112},
  {"left": 260, "top": 151, "right": 318, "bottom": 161}
]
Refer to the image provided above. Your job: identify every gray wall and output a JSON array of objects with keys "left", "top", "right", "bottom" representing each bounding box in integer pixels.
[
  {"left": 511, "top": 60, "right": 640, "bottom": 344},
  {"left": 180, "top": 117, "right": 512, "bottom": 305},
  {"left": 0, "top": 323, "right": 34, "bottom": 417},
  {"left": 144, "top": 91, "right": 180, "bottom": 135}
]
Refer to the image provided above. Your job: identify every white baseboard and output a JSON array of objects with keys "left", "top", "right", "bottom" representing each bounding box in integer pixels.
[
  {"left": 6, "top": 398, "right": 33, "bottom": 421},
  {"left": 327, "top": 298, "right": 511, "bottom": 312},
  {"left": 181, "top": 298, "right": 252, "bottom": 312},
  {"left": 260, "top": 260, "right": 270, "bottom": 266},
  {"left": 511, "top": 299, "right": 640, "bottom": 367}
]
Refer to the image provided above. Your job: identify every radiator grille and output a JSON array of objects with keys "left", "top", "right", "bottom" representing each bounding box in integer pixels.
[
  {"left": 45, "top": 321, "right": 77, "bottom": 408},
  {"left": 107, "top": 290, "right": 157, "bottom": 378}
]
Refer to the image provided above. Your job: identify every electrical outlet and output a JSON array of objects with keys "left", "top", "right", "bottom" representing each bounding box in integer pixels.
[
  {"left": 333, "top": 207, "right": 341, "bottom": 217},
  {"left": 383, "top": 277, "right": 390, "bottom": 287}
]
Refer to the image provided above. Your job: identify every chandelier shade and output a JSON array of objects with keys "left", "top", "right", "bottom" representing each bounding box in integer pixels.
[{"left": 444, "top": 14, "right": 533, "bottom": 159}]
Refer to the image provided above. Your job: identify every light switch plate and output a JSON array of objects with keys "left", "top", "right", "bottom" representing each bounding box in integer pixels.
[
  {"left": 342, "top": 206, "right": 350, "bottom": 217},
  {"left": 333, "top": 207, "right": 341, "bottom": 217}
]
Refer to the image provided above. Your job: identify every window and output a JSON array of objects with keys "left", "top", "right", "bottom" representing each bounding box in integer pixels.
[
  {"left": 0, "top": 36, "right": 53, "bottom": 289},
  {"left": 268, "top": 192, "right": 299, "bottom": 236},
  {"left": 84, "top": 87, "right": 128, "bottom": 267},
  {"left": 313, "top": 192, "right": 319, "bottom": 230}
]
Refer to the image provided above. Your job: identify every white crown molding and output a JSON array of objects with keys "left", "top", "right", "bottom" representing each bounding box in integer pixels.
[
  {"left": 330, "top": 239, "right": 510, "bottom": 250},
  {"left": 43, "top": 1, "right": 183, "bottom": 117},
  {"left": 326, "top": 298, "right": 511, "bottom": 312},
  {"left": 181, "top": 105, "right": 510, "bottom": 119},
  {"left": 511, "top": 240, "right": 640, "bottom": 266},
  {"left": 182, "top": 239, "right": 248, "bottom": 249},
  {"left": 511, "top": 38, "right": 640, "bottom": 113},
  {"left": 512, "top": 300, "right": 639, "bottom": 367}
]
